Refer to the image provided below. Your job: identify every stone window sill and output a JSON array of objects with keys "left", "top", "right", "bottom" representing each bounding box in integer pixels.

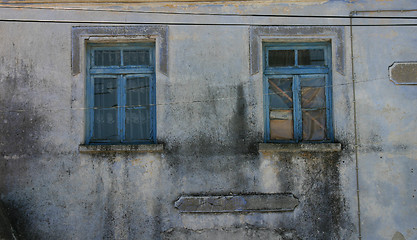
[
  {"left": 259, "top": 143, "right": 341, "bottom": 153},
  {"left": 79, "top": 144, "right": 164, "bottom": 153}
]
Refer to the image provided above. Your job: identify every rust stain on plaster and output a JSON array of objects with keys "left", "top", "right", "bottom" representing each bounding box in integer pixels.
[
  {"left": 260, "top": 152, "right": 273, "bottom": 158},
  {"left": 131, "top": 158, "right": 142, "bottom": 166},
  {"left": 370, "top": 30, "right": 398, "bottom": 39}
]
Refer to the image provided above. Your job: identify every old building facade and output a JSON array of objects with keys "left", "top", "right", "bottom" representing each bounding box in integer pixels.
[{"left": 0, "top": 0, "right": 416, "bottom": 239}]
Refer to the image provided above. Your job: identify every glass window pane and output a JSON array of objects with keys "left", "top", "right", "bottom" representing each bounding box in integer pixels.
[
  {"left": 93, "top": 109, "right": 118, "bottom": 140},
  {"left": 93, "top": 77, "right": 118, "bottom": 141},
  {"left": 268, "top": 77, "right": 293, "bottom": 109},
  {"left": 94, "top": 50, "right": 121, "bottom": 66},
  {"left": 270, "top": 110, "right": 293, "bottom": 140},
  {"left": 123, "top": 49, "right": 150, "bottom": 66},
  {"left": 298, "top": 49, "right": 325, "bottom": 66},
  {"left": 302, "top": 109, "right": 326, "bottom": 141},
  {"left": 268, "top": 50, "right": 295, "bottom": 67},
  {"left": 301, "top": 77, "right": 326, "bottom": 109},
  {"left": 126, "top": 77, "right": 149, "bottom": 107},
  {"left": 301, "top": 76, "right": 325, "bottom": 87},
  {"left": 94, "top": 77, "right": 118, "bottom": 108},
  {"left": 125, "top": 109, "right": 151, "bottom": 141}
]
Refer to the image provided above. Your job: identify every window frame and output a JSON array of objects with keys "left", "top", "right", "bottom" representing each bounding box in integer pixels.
[
  {"left": 85, "top": 42, "right": 156, "bottom": 145},
  {"left": 263, "top": 42, "right": 334, "bottom": 143}
]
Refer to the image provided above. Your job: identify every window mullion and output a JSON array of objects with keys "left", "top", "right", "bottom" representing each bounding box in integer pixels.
[
  {"left": 293, "top": 75, "right": 302, "bottom": 142},
  {"left": 263, "top": 75, "right": 270, "bottom": 142},
  {"left": 87, "top": 48, "right": 94, "bottom": 144},
  {"left": 150, "top": 74, "right": 156, "bottom": 143},
  {"left": 295, "top": 50, "right": 298, "bottom": 66},
  {"left": 120, "top": 49, "right": 124, "bottom": 66},
  {"left": 119, "top": 75, "right": 126, "bottom": 142},
  {"left": 88, "top": 75, "right": 94, "bottom": 144},
  {"left": 325, "top": 74, "right": 333, "bottom": 141}
]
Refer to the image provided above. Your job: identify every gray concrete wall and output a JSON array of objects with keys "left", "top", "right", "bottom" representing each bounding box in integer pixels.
[
  {"left": 351, "top": 15, "right": 417, "bottom": 239},
  {"left": 0, "top": 0, "right": 416, "bottom": 239}
]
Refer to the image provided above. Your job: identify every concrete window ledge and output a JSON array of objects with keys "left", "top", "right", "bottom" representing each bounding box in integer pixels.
[
  {"left": 79, "top": 144, "right": 164, "bottom": 153},
  {"left": 259, "top": 143, "right": 341, "bottom": 153}
]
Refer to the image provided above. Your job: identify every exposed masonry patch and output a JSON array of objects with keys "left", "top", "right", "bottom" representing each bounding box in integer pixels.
[
  {"left": 71, "top": 25, "right": 168, "bottom": 75},
  {"left": 389, "top": 62, "right": 417, "bottom": 85},
  {"left": 174, "top": 193, "right": 298, "bottom": 213},
  {"left": 249, "top": 26, "right": 345, "bottom": 75}
]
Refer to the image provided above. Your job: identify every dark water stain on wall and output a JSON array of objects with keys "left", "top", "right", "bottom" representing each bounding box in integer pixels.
[
  {"left": 0, "top": 63, "right": 47, "bottom": 158},
  {"left": 0, "top": 61, "right": 51, "bottom": 239},
  {"left": 0, "top": 54, "right": 355, "bottom": 239},
  {"left": 156, "top": 77, "right": 354, "bottom": 239},
  {"left": 160, "top": 82, "right": 261, "bottom": 192},
  {"left": 229, "top": 84, "right": 258, "bottom": 154},
  {"left": 270, "top": 151, "right": 354, "bottom": 239}
]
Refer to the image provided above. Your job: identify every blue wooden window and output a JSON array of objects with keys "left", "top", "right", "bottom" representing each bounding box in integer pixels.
[
  {"left": 86, "top": 43, "right": 156, "bottom": 144},
  {"left": 263, "top": 42, "right": 333, "bottom": 142}
]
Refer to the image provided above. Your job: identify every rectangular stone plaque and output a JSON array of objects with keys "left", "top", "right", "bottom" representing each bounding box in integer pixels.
[
  {"left": 174, "top": 193, "right": 298, "bottom": 213},
  {"left": 389, "top": 62, "right": 417, "bottom": 85}
]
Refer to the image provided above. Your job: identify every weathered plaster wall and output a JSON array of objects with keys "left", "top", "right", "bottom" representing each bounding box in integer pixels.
[
  {"left": 0, "top": 1, "right": 416, "bottom": 239},
  {"left": 352, "top": 17, "right": 417, "bottom": 239}
]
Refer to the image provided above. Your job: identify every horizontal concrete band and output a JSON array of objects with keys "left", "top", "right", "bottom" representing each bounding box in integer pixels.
[
  {"left": 259, "top": 142, "right": 341, "bottom": 152},
  {"left": 79, "top": 144, "right": 164, "bottom": 153},
  {"left": 175, "top": 193, "right": 298, "bottom": 213},
  {"left": 2, "top": 0, "right": 326, "bottom": 2}
]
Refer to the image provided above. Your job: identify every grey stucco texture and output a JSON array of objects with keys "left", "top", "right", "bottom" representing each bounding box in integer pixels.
[{"left": 1, "top": 1, "right": 417, "bottom": 239}]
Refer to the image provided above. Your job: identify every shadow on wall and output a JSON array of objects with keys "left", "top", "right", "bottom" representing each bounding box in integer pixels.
[{"left": 0, "top": 200, "right": 19, "bottom": 239}]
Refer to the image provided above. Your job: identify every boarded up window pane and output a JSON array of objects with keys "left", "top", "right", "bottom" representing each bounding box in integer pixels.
[
  {"left": 94, "top": 50, "right": 121, "bottom": 66},
  {"left": 302, "top": 109, "right": 326, "bottom": 141},
  {"left": 123, "top": 50, "right": 150, "bottom": 66},
  {"left": 268, "top": 78, "right": 293, "bottom": 109},
  {"left": 270, "top": 110, "right": 294, "bottom": 140},
  {"left": 269, "top": 50, "right": 295, "bottom": 67},
  {"left": 269, "top": 77, "right": 294, "bottom": 140},
  {"left": 263, "top": 43, "right": 331, "bottom": 142},
  {"left": 301, "top": 76, "right": 326, "bottom": 109},
  {"left": 298, "top": 49, "right": 325, "bottom": 66}
]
